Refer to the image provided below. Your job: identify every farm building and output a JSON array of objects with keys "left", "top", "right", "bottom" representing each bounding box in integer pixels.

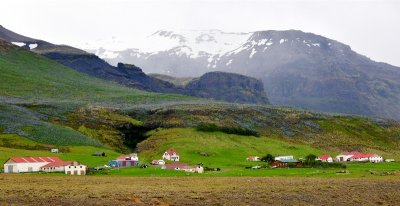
[
  {"left": 162, "top": 150, "right": 180, "bottom": 161},
  {"left": 41, "top": 161, "right": 73, "bottom": 173},
  {"left": 162, "top": 163, "right": 204, "bottom": 173},
  {"left": 65, "top": 162, "right": 87, "bottom": 175},
  {"left": 51, "top": 148, "right": 59, "bottom": 153},
  {"left": 350, "top": 153, "right": 383, "bottom": 163},
  {"left": 3, "top": 157, "right": 62, "bottom": 173},
  {"left": 117, "top": 153, "right": 139, "bottom": 161},
  {"left": 108, "top": 154, "right": 139, "bottom": 168},
  {"left": 271, "top": 159, "right": 302, "bottom": 168},
  {"left": 336, "top": 151, "right": 383, "bottom": 163},
  {"left": 336, "top": 151, "right": 361, "bottom": 162},
  {"left": 316, "top": 155, "right": 334, "bottom": 162},
  {"left": 151, "top": 160, "right": 165, "bottom": 165},
  {"left": 274, "top": 156, "right": 294, "bottom": 161},
  {"left": 246, "top": 156, "right": 261, "bottom": 161},
  {"left": 92, "top": 152, "right": 106, "bottom": 156}
]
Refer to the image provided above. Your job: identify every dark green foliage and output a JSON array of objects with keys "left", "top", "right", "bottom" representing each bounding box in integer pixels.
[
  {"left": 261, "top": 154, "right": 275, "bottom": 163},
  {"left": 196, "top": 123, "right": 259, "bottom": 137}
]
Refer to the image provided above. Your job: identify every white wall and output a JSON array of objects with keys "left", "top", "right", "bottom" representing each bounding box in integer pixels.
[
  {"left": 4, "top": 162, "right": 48, "bottom": 173},
  {"left": 65, "top": 165, "right": 87, "bottom": 175}
]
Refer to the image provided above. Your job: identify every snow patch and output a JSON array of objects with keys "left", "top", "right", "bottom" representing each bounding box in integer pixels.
[
  {"left": 226, "top": 59, "right": 232, "bottom": 66},
  {"left": 11, "top": 42, "right": 26, "bottom": 47},
  {"left": 29, "top": 43, "right": 38, "bottom": 50},
  {"left": 312, "top": 43, "right": 320, "bottom": 47},
  {"left": 279, "top": 39, "right": 287, "bottom": 44},
  {"left": 249, "top": 48, "right": 257, "bottom": 58}
]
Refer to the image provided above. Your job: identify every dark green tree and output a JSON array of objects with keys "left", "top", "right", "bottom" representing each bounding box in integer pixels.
[{"left": 261, "top": 154, "right": 274, "bottom": 163}]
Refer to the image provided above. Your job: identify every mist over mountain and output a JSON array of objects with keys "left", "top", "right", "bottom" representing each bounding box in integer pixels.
[{"left": 81, "top": 29, "right": 400, "bottom": 119}]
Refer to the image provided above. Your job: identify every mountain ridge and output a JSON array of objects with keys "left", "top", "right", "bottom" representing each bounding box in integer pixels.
[{"left": 86, "top": 29, "right": 400, "bottom": 119}]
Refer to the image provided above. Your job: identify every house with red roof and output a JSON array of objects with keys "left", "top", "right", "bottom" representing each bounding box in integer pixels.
[
  {"left": 316, "top": 154, "right": 333, "bottom": 162},
  {"left": 3, "top": 157, "right": 62, "bottom": 173},
  {"left": 336, "top": 151, "right": 362, "bottom": 162},
  {"left": 336, "top": 151, "right": 383, "bottom": 163},
  {"left": 350, "top": 153, "right": 383, "bottom": 163},
  {"left": 162, "top": 149, "right": 180, "bottom": 162}
]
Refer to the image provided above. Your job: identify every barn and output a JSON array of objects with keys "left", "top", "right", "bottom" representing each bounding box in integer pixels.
[
  {"left": 4, "top": 157, "right": 62, "bottom": 173},
  {"left": 41, "top": 161, "right": 73, "bottom": 173}
]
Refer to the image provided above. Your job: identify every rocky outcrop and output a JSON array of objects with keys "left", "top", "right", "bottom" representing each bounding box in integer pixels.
[{"left": 185, "top": 72, "right": 269, "bottom": 104}]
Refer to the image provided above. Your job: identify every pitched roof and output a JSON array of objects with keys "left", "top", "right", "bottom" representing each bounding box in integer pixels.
[
  {"left": 318, "top": 154, "right": 332, "bottom": 160},
  {"left": 41, "top": 161, "right": 74, "bottom": 168},
  {"left": 9, "top": 157, "right": 62, "bottom": 163},
  {"left": 165, "top": 150, "right": 179, "bottom": 156},
  {"left": 351, "top": 153, "right": 378, "bottom": 159}
]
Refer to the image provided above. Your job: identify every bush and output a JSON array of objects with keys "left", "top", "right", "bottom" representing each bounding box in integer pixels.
[
  {"left": 196, "top": 123, "right": 259, "bottom": 137},
  {"left": 261, "top": 154, "right": 274, "bottom": 163}
]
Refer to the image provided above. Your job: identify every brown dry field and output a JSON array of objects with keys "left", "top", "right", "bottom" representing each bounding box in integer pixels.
[{"left": 0, "top": 175, "right": 400, "bottom": 206}]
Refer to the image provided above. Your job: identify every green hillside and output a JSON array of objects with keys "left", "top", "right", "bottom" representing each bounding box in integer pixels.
[
  {"left": 1, "top": 40, "right": 400, "bottom": 177},
  {"left": 0, "top": 41, "right": 196, "bottom": 147}
]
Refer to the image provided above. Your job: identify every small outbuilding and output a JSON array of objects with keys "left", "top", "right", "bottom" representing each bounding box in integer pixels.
[
  {"left": 246, "top": 156, "right": 261, "bottom": 161},
  {"left": 271, "top": 159, "right": 302, "bottom": 168},
  {"left": 51, "top": 148, "right": 59, "bottom": 153},
  {"left": 92, "top": 152, "right": 106, "bottom": 157}
]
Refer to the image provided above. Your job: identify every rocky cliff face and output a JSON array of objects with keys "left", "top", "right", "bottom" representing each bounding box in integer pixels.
[
  {"left": 89, "top": 29, "right": 400, "bottom": 119},
  {"left": 185, "top": 72, "right": 269, "bottom": 104}
]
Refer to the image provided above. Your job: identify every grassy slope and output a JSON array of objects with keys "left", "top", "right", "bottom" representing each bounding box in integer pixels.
[
  {"left": 0, "top": 43, "right": 196, "bottom": 147},
  {"left": 0, "top": 46, "right": 194, "bottom": 105}
]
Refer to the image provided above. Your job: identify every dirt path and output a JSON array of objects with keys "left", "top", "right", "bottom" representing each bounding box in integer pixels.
[{"left": 0, "top": 175, "right": 399, "bottom": 205}]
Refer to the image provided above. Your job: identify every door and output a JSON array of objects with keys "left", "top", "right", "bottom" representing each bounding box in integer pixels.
[
  {"left": 122, "top": 161, "right": 126, "bottom": 167},
  {"left": 8, "top": 165, "right": 13, "bottom": 173},
  {"left": 74, "top": 170, "right": 78, "bottom": 175},
  {"left": 28, "top": 167, "right": 33, "bottom": 172}
]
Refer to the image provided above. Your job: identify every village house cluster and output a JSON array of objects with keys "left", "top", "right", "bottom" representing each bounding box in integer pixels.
[
  {"left": 246, "top": 151, "right": 392, "bottom": 168},
  {"left": 318, "top": 151, "right": 385, "bottom": 163}
]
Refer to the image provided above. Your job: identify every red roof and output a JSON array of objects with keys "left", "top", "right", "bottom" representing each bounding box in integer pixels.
[
  {"left": 165, "top": 150, "right": 179, "bottom": 156},
  {"left": 351, "top": 153, "right": 377, "bottom": 159},
  {"left": 318, "top": 155, "right": 332, "bottom": 160},
  {"left": 41, "top": 161, "right": 74, "bottom": 168},
  {"left": 9, "top": 157, "right": 62, "bottom": 163}
]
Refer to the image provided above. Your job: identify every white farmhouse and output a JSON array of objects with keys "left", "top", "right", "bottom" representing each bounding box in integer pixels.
[
  {"left": 4, "top": 157, "right": 62, "bottom": 173},
  {"left": 41, "top": 161, "right": 73, "bottom": 173},
  {"left": 336, "top": 151, "right": 361, "bottom": 162},
  {"left": 64, "top": 162, "right": 87, "bottom": 175},
  {"left": 316, "top": 155, "right": 334, "bottom": 162},
  {"left": 274, "top": 156, "right": 294, "bottom": 161},
  {"left": 162, "top": 150, "right": 180, "bottom": 162}
]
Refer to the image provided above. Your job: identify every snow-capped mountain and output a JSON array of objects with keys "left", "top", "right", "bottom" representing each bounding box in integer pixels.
[{"left": 75, "top": 30, "right": 252, "bottom": 76}]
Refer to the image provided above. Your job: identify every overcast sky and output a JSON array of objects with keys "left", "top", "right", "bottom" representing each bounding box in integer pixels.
[{"left": 1, "top": 0, "right": 399, "bottom": 66}]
